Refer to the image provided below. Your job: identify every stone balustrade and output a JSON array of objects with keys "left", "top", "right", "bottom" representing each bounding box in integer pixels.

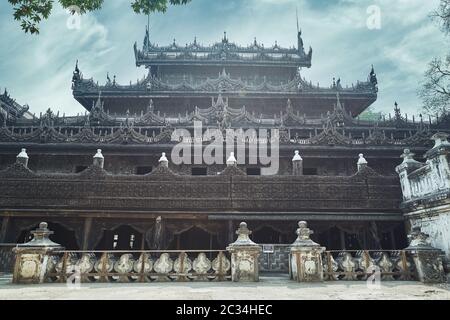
[
  {"left": 11, "top": 221, "right": 447, "bottom": 284},
  {"left": 396, "top": 133, "right": 450, "bottom": 202}
]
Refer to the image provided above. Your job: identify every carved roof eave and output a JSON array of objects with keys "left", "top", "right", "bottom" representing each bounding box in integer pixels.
[
  {"left": 73, "top": 78, "right": 378, "bottom": 97},
  {"left": 309, "top": 122, "right": 352, "bottom": 146},
  {"left": 135, "top": 56, "right": 312, "bottom": 68},
  {"left": 401, "top": 127, "right": 434, "bottom": 147},
  {"left": 218, "top": 165, "right": 246, "bottom": 176},
  {"left": 133, "top": 109, "right": 167, "bottom": 126},
  {"left": 135, "top": 44, "right": 312, "bottom": 68}
]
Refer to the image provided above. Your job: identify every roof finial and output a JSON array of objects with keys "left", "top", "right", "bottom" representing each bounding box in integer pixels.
[{"left": 296, "top": 7, "right": 300, "bottom": 34}]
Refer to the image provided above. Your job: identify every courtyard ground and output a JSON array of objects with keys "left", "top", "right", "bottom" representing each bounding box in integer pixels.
[{"left": 0, "top": 273, "right": 448, "bottom": 300}]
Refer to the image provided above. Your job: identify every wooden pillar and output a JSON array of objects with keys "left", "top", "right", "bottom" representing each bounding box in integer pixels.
[
  {"left": 363, "top": 230, "right": 368, "bottom": 249},
  {"left": 227, "top": 220, "right": 234, "bottom": 244},
  {"left": 0, "top": 216, "right": 10, "bottom": 243},
  {"left": 176, "top": 234, "right": 180, "bottom": 250},
  {"left": 81, "top": 217, "right": 93, "bottom": 250},
  {"left": 140, "top": 233, "right": 146, "bottom": 250},
  {"left": 327, "top": 229, "right": 332, "bottom": 249},
  {"left": 340, "top": 229, "right": 346, "bottom": 250},
  {"left": 209, "top": 233, "right": 213, "bottom": 251},
  {"left": 390, "top": 230, "right": 396, "bottom": 249}
]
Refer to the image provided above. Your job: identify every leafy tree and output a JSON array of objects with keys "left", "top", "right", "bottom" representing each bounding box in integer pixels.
[
  {"left": 432, "top": 0, "right": 450, "bottom": 35},
  {"left": 419, "top": 0, "right": 450, "bottom": 114},
  {"left": 8, "top": 0, "right": 191, "bottom": 34},
  {"left": 358, "top": 106, "right": 384, "bottom": 122}
]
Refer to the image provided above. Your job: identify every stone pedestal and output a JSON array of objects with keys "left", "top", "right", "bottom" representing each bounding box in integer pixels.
[
  {"left": 226, "top": 222, "right": 261, "bottom": 282},
  {"left": 292, "top": 150, "right": 303, "bottom": 176},
  {"left": 405, "top": 227, "right": 446, "bottom": 284},
  {"left": 290, "top": 221, "right": 326, "bottom": 282},
  {"left": 12, "top": 222, "right": 63, "bottom": 284}
]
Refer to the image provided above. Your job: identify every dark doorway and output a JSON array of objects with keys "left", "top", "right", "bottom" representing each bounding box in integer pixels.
[
  {"left": 169, "top": 226, "right": 220, "bottom": 250},
  {"left": 322, "top": 227, "right": 342, "bottom": 250},
  {"left": 74, "top": 165, "right": 88, "bottom": 173},
  {"left": 303, "top": 168, "right": 318, "bottom": 176},
  {"left": 17, "top": 222, "right": 79, "bottom": 250},
  {"left": 252, "top": 226, "right": 293, "bottom": 244},
  {"left": 95, "top": 225, "right": 143, "bottom": 250},
  {"left": 344, "top": 232, "right": 362, "bottom": 250},
  {"left": 246, "top": 168, "right": 261, "bottom": 176},
  {"left": 136, "top": 166, "right": 153, "bottom": 175},
  {"left": 192, "top": 167, "right": 207, "bottom": 176}
]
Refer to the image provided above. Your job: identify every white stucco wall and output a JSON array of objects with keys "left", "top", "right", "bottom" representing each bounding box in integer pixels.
[{"left": 410, "top": 210, "right": 450, "bottom": 260}]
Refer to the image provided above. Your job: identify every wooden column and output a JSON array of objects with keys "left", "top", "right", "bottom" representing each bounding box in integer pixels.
[
  {"left": 0, "top": 216, "right": 10, "bottom": 243},
  {"left": 140, "top": 233, "right": 146, "bottom": 250},
  {"left": 340, "top": 229, "right": 346, "bottom": 250},
  {"left": 390, "top": 230, "right": 396, "bottom": 249},
  {"left": 227, "top": 220, "right": 234, "bottom": 244},
  {"left": 81, "top": 217, "right": 93, "bottom": 250}
]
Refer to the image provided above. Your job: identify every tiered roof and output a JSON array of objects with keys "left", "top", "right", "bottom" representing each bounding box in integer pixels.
[{"left": 134, "top": 29, "right": 313, "bottom": 68}]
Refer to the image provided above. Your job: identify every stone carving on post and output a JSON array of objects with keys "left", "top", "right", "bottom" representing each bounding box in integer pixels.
[
  {"left": 405, "top": 227, "right": 446, "bottom": 283},
  {"left": 292, "top": 150, "right": 303, "bottom": 176},
  {"left": 226, "top": 222, "right": 261, "bottom": 282},
  {"left": 290, "top": 221, "right": 326, "bottom": 282},
  {"left": 12, "top": 222, "right": 63, "bottom": 284}
]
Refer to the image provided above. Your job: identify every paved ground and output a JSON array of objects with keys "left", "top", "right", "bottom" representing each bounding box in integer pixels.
[{"left": 0, "top": 273, "right": 448, "bottom": 300}]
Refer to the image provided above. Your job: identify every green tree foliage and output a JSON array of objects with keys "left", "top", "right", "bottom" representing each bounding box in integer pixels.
[
  {"left": 358, "top": 107, "right": 384, "bottom": 122},
  {"left": 8, "top": 0, "right": 191, "bottom": 34}
]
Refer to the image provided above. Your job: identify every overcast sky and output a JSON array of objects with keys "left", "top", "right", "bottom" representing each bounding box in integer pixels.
[{"left": 0, "top": 0, "right": 446, "bottom": 116}]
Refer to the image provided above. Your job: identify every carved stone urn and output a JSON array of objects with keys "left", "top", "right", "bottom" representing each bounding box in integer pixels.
[
  {"left": 290, "top": 221, "right": 326, "bottom": 282},
  {"left": 12, "top": 222, "right": 64, "bottom": 284},
  {"left": 226, "top": 222, "right": 262, "bottom": 282}
]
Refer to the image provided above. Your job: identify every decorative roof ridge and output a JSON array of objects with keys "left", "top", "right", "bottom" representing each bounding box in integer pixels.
[
  {"left": 73, "top": 69, "right": 377, "bottom": 95},
  {"left": 351, "top": 165, "right": 382, "bottom": 179},
  {"left": 77, "top": 165, "right": 110, "bottom": 179},
  {"left": 218, "top": 165, "right": 246, "bottom": 176},
  {"left": 0, "top": 162, "right": 36, "bottom": 179}
]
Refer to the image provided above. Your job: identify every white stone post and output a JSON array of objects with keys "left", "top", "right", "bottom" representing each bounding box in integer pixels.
[
  {"left": 429, "top": 133, "right": 450, "bottom": 190},
  {"left": 292, "top": 150, "right": 303, "bottom": 176},
  {"left": 226, "top": 152, "right": 237, "bottom": 167},
  {"left": 12, "top": 222, "right": 64, "bottom": 284},
  {"left": 405, "top": 227, "right": 446, "bottom": 283},
  {"left": 16, "top": 148, "right": 29, "bottom": 168},
  {"left": 226, "top": 222, "right": 261, "bottom": 282},
  {"left": 93, "top": 149, "right": 104, "bottom": 168},
  {"left": 357, "top": 153, "right": 368, "bottom": 172},
  {"left": 290, "top": 221, "right": 326, "bottom": 282},
  {"left": 159, "top": 152, "right": 169, "bottom": 168}
]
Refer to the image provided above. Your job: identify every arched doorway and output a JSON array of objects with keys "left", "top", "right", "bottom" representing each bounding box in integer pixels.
[
  {"left": 252, "top": 226, "right": 294, "bottom": 244},
  {"left": 95, "top": 225, "right": 144, "bottom": 250},
  {"left": 168, "top": 226, "right": 220, "bottom": 251},
  {"left": 17, "top": 222, "right": 79, "bottom": 250}
]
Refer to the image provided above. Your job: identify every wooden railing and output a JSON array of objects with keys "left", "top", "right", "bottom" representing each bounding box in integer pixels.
[{"left": 45, "top": 250, "right": 231, "bottom": 283}]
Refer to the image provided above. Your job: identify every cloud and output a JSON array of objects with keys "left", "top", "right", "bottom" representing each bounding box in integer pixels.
[{"left": 0, "top": 0, "right": 446, "bottom": 116}]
